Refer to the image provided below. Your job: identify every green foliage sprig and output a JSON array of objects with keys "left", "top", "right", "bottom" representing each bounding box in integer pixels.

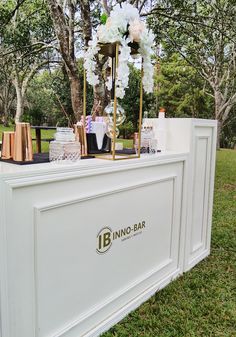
[{"left": 100, "top": 13, "right": 108, "bottom": 25}]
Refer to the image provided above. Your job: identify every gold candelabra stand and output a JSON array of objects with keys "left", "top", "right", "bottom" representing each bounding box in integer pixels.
[{"left": 83, "top": 41, "right": 143, "bottom": 160}]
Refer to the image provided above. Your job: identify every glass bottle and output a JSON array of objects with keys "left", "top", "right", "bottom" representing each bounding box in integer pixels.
[
  {"left": 157, "top": 108, "right": 167, "bottom": 152},
  {"left": 141, "top": 111, "right": 153, "bottom": 153}
]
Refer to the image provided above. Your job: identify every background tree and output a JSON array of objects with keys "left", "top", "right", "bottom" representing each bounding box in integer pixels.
[
  {"left": 149, "top": 0, "right": 236, "bottom": 147},
  {"left": 0, "top": 0, "right": 27, "bottom": 28},
  {"left": 0, "top": 53, "right": 15, "bottom": 125},
  {"left": 1, "top": 0, "right": 235, "bottom": 148},
  {"left": 0, "top": 0, "right": 54, "bottom": 123},
  {"left": 24, "top": 69, "right": 69, "bottom": 126},
  {"left": 47, "top": 0, "right": 85, "bottom": 121},
  {"left": 25, "top": 59, "right": 93, "bottom": 126},
  {"left": 119, "top": 64, "right": 156, "bottom": 138},
  {"left": 47, "top": 0, "right": 112, "bottom": 118},
  {"left": 46, "top": 0, "right": 153, "bottom": 119},
  {"left": 154, "top": 53, "right": 214, "bottom": 119}
]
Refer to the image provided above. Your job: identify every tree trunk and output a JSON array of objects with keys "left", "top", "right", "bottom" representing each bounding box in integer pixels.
[
  {"left": 69, "top": 74, "right": 83, "bottom": 122},
  {"left": 92, "top": 56, "right": 109, "bottom": 115},
  {"left": 93, "top": 65, "right": 106, "bottom": 116},
  {"left": 2, "top": 83, "right": 12, "bottom": 126},
  {"left": 92, "top": 83, "right": 110, "bottom": 116},
  {"left": 216, "top": 119, "right": 222, "bottom": 149},
  {"left": 47, "top": 0, "right": 83, "bottom": 121},
  {"left": 78, "top": 0, "right": 109, "bottom": 115},
  {"left": 3, "top": 99, "right": 9, "bottom": 126},
  {"left": 12, "top": 61, "right": 43, "bottom": 124},
  {"left": 214, "top": 89, "right": 222, "bottom": 149},
  {"left": 78, "top": 0, "right": 92, "bottom": 46},
  {"left": 14, "top": 82, "right": 24, "bottom": 123}
]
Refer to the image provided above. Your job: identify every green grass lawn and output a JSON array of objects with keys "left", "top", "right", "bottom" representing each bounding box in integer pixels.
[
  {"left": 1, "top": 125, "right": 235, "bottom": 336},
  {"left": 101, "top": 149, "right": 236, "bottom": 337}
]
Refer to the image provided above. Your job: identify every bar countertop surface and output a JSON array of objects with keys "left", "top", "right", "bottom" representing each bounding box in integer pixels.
[{"left": 0, "top": 151, "right": 188, "bottom": 178}]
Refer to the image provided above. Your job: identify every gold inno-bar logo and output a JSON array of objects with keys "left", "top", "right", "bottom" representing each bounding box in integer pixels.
[{"left": 96, "top": 221, "right": 146, "bottom": 254}]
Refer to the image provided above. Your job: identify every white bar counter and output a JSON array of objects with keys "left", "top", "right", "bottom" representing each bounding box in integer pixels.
[{"left": 0, "top": 119, "right": 217, "bottom": 337}]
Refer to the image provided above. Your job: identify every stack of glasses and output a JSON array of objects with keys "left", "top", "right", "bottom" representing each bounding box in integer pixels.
[{"left": 49, "top": 128, "right": 81, "bottom": 163}]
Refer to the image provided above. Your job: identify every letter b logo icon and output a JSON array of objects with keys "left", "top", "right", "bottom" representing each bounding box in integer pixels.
[{"left": 97, "top": 227, "right": 112, "bottom": 254}]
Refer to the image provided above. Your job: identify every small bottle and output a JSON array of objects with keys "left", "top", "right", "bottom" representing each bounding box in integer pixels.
[
  {"left": 158, "top": 107, "right": 166, "bottom": 119},
  {"left": 157, "top": 108, "right": 166, "bottom": 152},
  {"left": 133, "top": 132, "right": 139, "bottom": 154},
  {"left": 143, "top": 111, "right": 149, "bottom": 126},
  {"left": 141, "top": 112, "right": 153, "bottom": 153}
]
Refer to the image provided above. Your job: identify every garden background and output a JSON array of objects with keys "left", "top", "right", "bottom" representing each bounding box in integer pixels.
[{"left": 0, "top": 1, "right": 235, "bottom": 336}]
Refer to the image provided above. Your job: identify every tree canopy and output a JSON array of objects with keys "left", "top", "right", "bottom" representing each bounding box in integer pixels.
[{"left": 0, "top": 0, "right": 235, "bottom": 148}]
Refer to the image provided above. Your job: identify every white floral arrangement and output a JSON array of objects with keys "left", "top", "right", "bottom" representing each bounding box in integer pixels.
[{"left": 84, "top": 3, "right": 155, "bottom": 99}]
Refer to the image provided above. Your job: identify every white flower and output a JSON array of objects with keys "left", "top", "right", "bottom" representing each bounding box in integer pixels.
[
  {"left": 106, "top": 75, "right": 113, "bottom": 91},
  {"left": 111, "top": 4, "right": 139, "bottom": 23},
  {"left": 115, "top": 38, "right": 131, "bottom": 98},
  {"left": 84, "top": 36, "right": 100, "bottom": 86},
  {"left": 84, "top": 3, "right": 155, "bottom": 97},
  {"left": 139, "top": 28, "right": 155, "bottom": 93},
  {"left": 129, "top": 19, "right": 145, "bottom": 42}
]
